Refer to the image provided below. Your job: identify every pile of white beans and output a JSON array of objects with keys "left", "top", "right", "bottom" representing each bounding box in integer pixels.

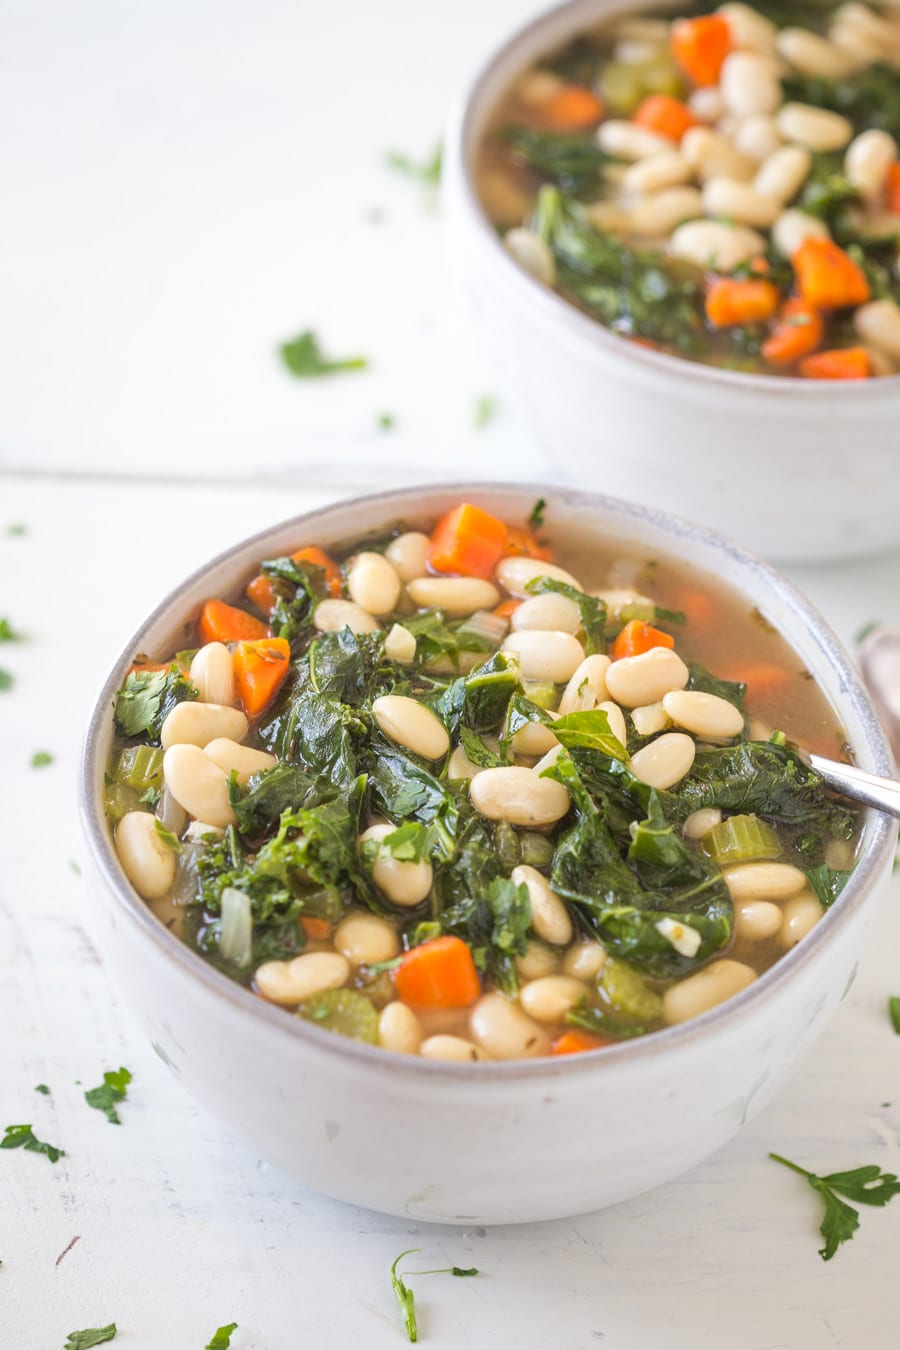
[
  {"left": 111, "top": 528, "right": 846, "bottom": 1062},
  {"left": 500, "top": 1, "right": 900, "bottom": 374}
]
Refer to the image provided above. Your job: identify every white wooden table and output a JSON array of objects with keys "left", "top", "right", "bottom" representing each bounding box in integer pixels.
[{"left": 4, "top": 2, "right": 900, "bottom": 1346}]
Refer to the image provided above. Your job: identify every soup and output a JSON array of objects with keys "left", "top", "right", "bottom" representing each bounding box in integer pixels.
[
  {"left": 477, "top": 2, "right": 900, "bottom": 378},
  {"left": 105, "top": 500, "right": 860, "bottom": 1061}
]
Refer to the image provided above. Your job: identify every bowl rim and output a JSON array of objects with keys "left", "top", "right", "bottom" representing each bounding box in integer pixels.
[
  {"left": 444, "top": 0, "right": 900, "bottom": 397},
  {"left": 80, "top": 481, "right": 897, "bottom": 1081}
]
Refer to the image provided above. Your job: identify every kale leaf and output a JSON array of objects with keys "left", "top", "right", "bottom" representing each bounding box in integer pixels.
[
  {"left": 502, "top": 127, "right": 608, "bottom": 195},
  {"left": 525, "top": 575, "right": 607, "bottom": 653}
]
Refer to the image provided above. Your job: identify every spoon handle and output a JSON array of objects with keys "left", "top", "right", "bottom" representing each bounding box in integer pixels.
[{"left": 810, "top": 754, "right": 900, "bottom": 820}]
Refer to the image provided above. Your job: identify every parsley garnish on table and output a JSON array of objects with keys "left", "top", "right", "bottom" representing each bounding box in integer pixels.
[
  {"left": 84, "top": 1067, "right": 133, "bottom": 1125},
  {"left": 64, "top": 1326, "right": 117, "bottom": 1348},
  {"left": 205, "top": 1323, "right": 238, "bottom": 1348},
  {"left": 889, "top": 996, "right": 900, "bottom": 1033},
  {"left": 0, "top": 617, "right": 20, "bottom": 641},
  {"left": 390, "top": 1249, "right": 478, "bottom": 1342},
  {"left": 279, "top": 330, "right": 367, "bottom": 378},
  {"left": 383, "top": 142, "right": 442, "bottom": 188},
  {"left": 31, "top": 750, "right": 54, "bottom": 768},
  {"left": 472, "top": 393, "right": 497, "bottom": 429},
  {"left": 1, "top": 1123, "right": 65, "bottom": 1163},
  {"left": 770, "top": 1152, "right": 900, "bottom": 1259}
]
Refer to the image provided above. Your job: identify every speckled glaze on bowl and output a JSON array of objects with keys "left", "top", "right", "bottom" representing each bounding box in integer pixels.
[
  {"left": 80, "top": 485, "right": 896, "bottom": 1224},
  {"left": 443, "top": 0, "right": 900, "bottom": 562}
]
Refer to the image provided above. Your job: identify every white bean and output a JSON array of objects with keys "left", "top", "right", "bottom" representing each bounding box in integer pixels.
[
  {"left": 378, "top": 1002, "right": 423, "bottom": 1055},
  {"left": 662, "top": 690, "right": 745, "bottom": 739},
  {"left": 606, "top": 647, "right": 690, "bottom": 708},
  {"left": 420, "top": 1034, "right": 487, "bottom": 1062},
  {"left": 115, "top": 810, "right": 177, "bottom": 900},
  {"left": 470, "top": 766, "right": 570, "bottom": 827},
  {"left": 662, "top": 959, "right": 758, "bottom": 1024},
  {"left": 733, "top": 114, "right": 783, "bottom": 164},
  {"left": 516, "top": 940, "right": 561, "bottom": 980},
  {"left": 777, "top": 103, "right": 854, "bottom": 151},
  {"left": 203, "top": 737, "right": 277, "bottom": 784},
  {"left": 515, "top": 68, "right": 565, "bottom": 106},
  {"left": 512, "top": 864, "right": 573, "bottom": 946},
  {"left": 559, "top": 655, "right": 611, "bottom": 715},
  {"left": 629, "top": 732, "right": 696, "bottom": 790},
  {"left": 347, "top": 551, "right": 401, "bottom": 617},
  {"left": 406, "top": 576, "right": 500, "bottom": 616},
  {"left": 495, "top": 556, "right": 582, "bottom": 598},
  {"left": 598, "top": 701, "right": 628, "bottom": 746},
  {"left": 372, "top": 694, "right": 450, "bottom": 760},
  {"left": 359, "top": 823, "right": 433, "bottom": 907},
  {"left": 703, "top": 177, "right": 782, "bottom": 227},
  {"left": 669, "top": 219, "right": 766, "bottom": 270},
  {"left": 720, "top": 52, "right": 782, "bottom": 116},
  {"left": 511, "top": 593, "right": 582, "bottom": 635},
  {"left": 723, "top": 862, "right": 808, "bottom": 902},
  {"left": 611, "top": 17, "right": 670, "bottom": 42},
  {"left": 688, "top": 87, "right": 725, "bottom": 124},
  {"left": 563, "top": 941, "right": 608, "bottom": 980},
  {"left": 854, "top": 299, "right": 900, "bottom": 360},
  {"left": 160, "top": 700, "right": 248, "bottom": 751},
  {"left": 190, "top": 643, "right": 236, "bottom": 708},
  {"left": 735, "top": 899, "right": 783, "bottom": 941},
  {"left": 447, "top": 744, "right": 481, "bottom": 780},
  {"left": 511, "top": 718, "right": 559, "bottom": 758},
  {"left": 682, "top": 127, "right": 756, "bottom": 182},
  {"left": 256, "top": 952, "right": 350, "bottom": 1007},
  {"left": 385, "top": 532, "right": 430, "bottom": 583},
  {"left": 682, "top": 807, "right": 722, "bottom": 840},
  {"left": 864, "top": 343, "right": 897, "bottom": 377},
  {"left": 779, "top": 894, "right": 824, "bottom": 948},
  {"left": 828, "top": 15, "right": 889, "bottom": 63},
  {"left": 846, "top": 129, "right": 898, "bottom": 200},
  {"left": 631, "top": 702, "right": 670, "bottom": 737},
  {"left": 629, "top": 187, "right": 703, "bottom": 235},
  {"left": 772, "top": 208, "right": 831, "bottom": 257},
  {"left": 163, "top": 744, "right": 236, "bottom": 827},
  {"left": 623, "top": 152, "right": 694, "bottom": 194},
  {"left": 469, "top": 992, "right": 550, "bottom": 1059},
  {"left": 502, "top": 631, "right": 585, "bottom": 683},
  {"left": 333, "top": 911, "right": 399, "bottom": 966},
  {"left": 533, "top": 744, "right": 563, "bottom": 776},
  {"left": 520, "top": 976, "right": 587, "bottom": 1023},
  {"left": 776, "top": 26, "right": 861, "bottom": 77},
  {"left": 614, "top": 37, "right": 661, "bottom": 63},
  {"left": 598, "top": 120, "right": 675, "bottom": 160},
  {"left": 504, "top": 227, "right": 556, "bottom": 285},
  {"left": 314, "top": 598, "right": 378, "bottom": 634},
  {"left": 754, "top": 146, "right": 811, "bottom": 203},
  {"left": 383, "top": 623, "right": 417, "bottom": 664},
  {"left": 719, "top": 3, "right": 777, "bottom": 52}
]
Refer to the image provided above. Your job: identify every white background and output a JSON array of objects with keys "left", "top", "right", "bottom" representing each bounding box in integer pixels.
[{"left": 2, "top": 2, "right": 900, "bottom": 1347}]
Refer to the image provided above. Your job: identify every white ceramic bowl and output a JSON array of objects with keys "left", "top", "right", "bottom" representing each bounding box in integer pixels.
[
  {"left": 443, "top": 0, "right": 900, "bottom": 562},
  {"left": 80, "top": 484, "right": 896, "bottom": 1224}
]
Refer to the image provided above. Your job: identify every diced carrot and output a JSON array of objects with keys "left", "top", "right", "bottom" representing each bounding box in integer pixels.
[
  {"left": 633, "top": 94, "right": 698, "bottom": 142},
  {"left": 887, "top": 163, "right": 900, "bottom": 215},
  {"left": 705, "top": 277, "right": 780, "bottom": 328},
  {"left": 291, "top": 546, "right": 342, "bottom": 598},
  {"left": 428, "top": 503, "right": 509, "bottom": 579},
  {"left": 799, "top": 346, "right": 871, "bottom": 380},
  {"left": 761, "top": 298, "right": 825, "bottom": 366},
  {"left": 611, "top": 619, "right": 676, "bottom": 661},
  {"left": 245, "top": 573, "right": 277, "bottom": 615},
  {"left": 233, "top": 637, "right": 291, "bottom": 717},
  {"left": 674, "top": 588, "right": 715, "bottom": 630},
  {"left": 540, "top": 84, "right": 605, "bottom": 130},
  {"left": 791, "top": 238, "right": 871, "bottom": 311},
  {"left": 300, "top": 915, "right": 333, "bottom": 941},
  {"left": 722, "top": 661, "right": 790, "bottom": 704},
  {"left": 393, "top": 936, "right": 481, "bottom": 1010},
  {"left": 552, "top": 1030, "right": 611, "bottom": 1055},
  {"left": 671, "top": 14, "right": 732, "bottom": 86},
  {"left": 504, "top": 525, "right": 555, "bottom": 562},
  {"left": 198, "top": 599, "right": 269, "bottom": 646},
  {"left": 493, "top": 598, "right": 522, "bottom": 620}
]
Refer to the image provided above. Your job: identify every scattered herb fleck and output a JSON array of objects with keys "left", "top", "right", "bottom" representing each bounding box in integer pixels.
[
  {"left": 206, "top": 1324, "right": 238, "bottom": 1349},
  {"left": 0, "top": 669, "right": 13, "bottom": 692},
  {"left": 279, "top": 330, "right": 368, "bottom": 379},
  {"left": 390, "top": 1249, "right": 478, "bottom": 1343},
  {"left": 1, "top": 1123, "right": 65, "bottom": 1163},
  {"left": 84, "top": 1067, "right": 132, "bottom": 1125},
  {"left": 64, "top": 1326, "right": 117, "bottom": 1348},
  {"left": 5, "top": 523, "right": 27, "bottom": 537},
  {"left": 384, "top": 142, "right": 443, "bottom": 188},
  {"left": 34, "top": 1084, "right": 50, "bottom": 1095},
  {"left": 528, "top": 497, "right": 547, "bottom": 529},
  {"left": 770, "top": 1152, "right": 900, "bottom": 1260},
  {"left": 472, "top": 394, "right": 497, "bottom": 429},
  {"left": 376, "top": 411, "right": 396, "bottom": 431},
  {"left": 69, "top": 860, "right": 82, "bottom": 876},
  {"left": 889, "top": 996, "right": 900, "bottom": 1034},
  {"left": 0, "top": 618, "right": 20, "bottom": 641},
  {"left": 31, "top": 751, "right": 54, "bottom": 769},
  {"left": 856, "top": 619, "right": 881, "bottom": 645}
]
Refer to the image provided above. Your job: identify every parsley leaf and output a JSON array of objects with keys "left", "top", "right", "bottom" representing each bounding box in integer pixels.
[
  {"left": 390, "top": 1249, "right": 478, "bottom": 1343},
  {"left": 84, "top": 1067, "right": 132, "bottom": 1125},
  {"left": 114, "top": 665, "right": 197, "bottom": 741},
  {"left": 34, "top": 1084, "right": 50, "bottom": 1095},
  {"left": 0, "top": 617, "right": 20, "bottom": 641},
  {"left": 384, "top": 142, "right": 442, "bottom": 188},
  {"left": 376, "top": 411, "right": 396, "bottom": 431},
  {"left": 889, "top": 996, "right": 900, "bottom": 1034},
  {"left": 473, "top": 393, "right": 497, "bottom": 428},
  {"left": 279, "top": 330, "right": 367, "bottom": 378},
  {"left": 205, "top": 1324, "right": 238, "bottom": 1349},
  {"left": 31, "top": 750, "right": 54, "bottom": 768},
  {"left": 64, "top": 1327, "right": 117, "bottom": 1348},
  {"left": 770, "top": 1152, "right": 900, "bottom": 1260},
  {"left": 1, "top": 1123, "right": 65, "bottom": 1163}
]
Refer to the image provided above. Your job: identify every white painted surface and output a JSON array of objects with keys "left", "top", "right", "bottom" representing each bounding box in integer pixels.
[{"left": 3, "top": 1, "right": 900, "bottom": 1344}]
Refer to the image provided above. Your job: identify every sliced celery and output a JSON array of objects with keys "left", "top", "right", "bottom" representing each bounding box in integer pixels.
[
  {"left": 523, "top": 680, "right": 558, "bottom": 710},
  {"left": 599, "top": 63, "right": 645, "bottom": 116},
  {"left": 112, "top": 745, "right": 164, "bottom": 794},
  {"left": 703, "top": 814, "right": 782, "bottom": 867},
  {"left": 520, "top": 831, "right": 554, "bottom": 868},
  {"left": 297, "top": 989, "right": 378, "bottom": 1043},
  {"left": 597, "top": 957, "right": 662, "bottom": 1023},
  {"left": 104, "top": 782, "right": 146, "bottom": 823}
]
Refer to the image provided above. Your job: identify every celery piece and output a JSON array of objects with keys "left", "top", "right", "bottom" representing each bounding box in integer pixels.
[
  {"left": 597, "top": 957, "right": 662, "bottom": 1023},
  {"left": 523, "top": 680, "right": 558, "bottom": 711},
  {"left": 104, "top": 782, "right": 146, "bottom": 823},
  {"left": 296, "top": 989, "right": 378, "bottom": 1043},
  {"left": 112, "top": 745, "right": 164, "bottom": 794},
  {"left": 520, "top": 832, "right": 554, "bottom": 868},
  {"left": 494, "top": 821, "right": 522, "bottom": 872},
  {"left": 638, "top": 56, "right": 685, "bottom": 99},
  {"left": 703, "top": 814, "right": 782, "bottom": 867},
  {"left": 600, "top": 63, "right": 646, "bottom": 116}
]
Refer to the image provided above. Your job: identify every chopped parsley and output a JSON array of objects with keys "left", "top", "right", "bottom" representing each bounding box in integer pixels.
[
  {"left": 0, "top": 617, "right": 20, "bottom": 641},
  {"left": 84, "top": 1067, "right": 133, "bottom": 1125},
  {"left": 770, "top": 1152, "right": 900, "bottom": 1260},
  {"left": 472, "top": 394, "right": 497, "bottom": 429},
  {"left": 376, "top": 411, "right": 396, "bottom": 431},
  {"left": 34, "top": 1084, "right": 50, "bottom": 1095},
  {"left": 390, "top": 1249, "right": 478, "bottom": 1343},
  {"left": 64, "top": 1327, "right": 117, "bottom": 1348},
  {"left": 889, "top": 996, "right": 900, "bottom": 1034},
  {"left": 0, "top": 669, "right": 12, "bottom": 692},
  {"left": 31, "top": 751, "right": 54, "bottom": 768},
  {"left": 5, "top": 522, "right": 27, "bottom": 537},
  {"left": 383, "top": 142, "right": 443, "bottom": 188},
  {"left": 1, "top": 1123, "right": 65, "bottom": 1163},
  {"left": 205, "top": 1324, "right": 238, "bottom": 1348},
  {"left": 279, "top": 330, "right": 367, "bottom": 379}
]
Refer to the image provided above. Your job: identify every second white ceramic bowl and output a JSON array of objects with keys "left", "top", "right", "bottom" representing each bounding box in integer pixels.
[{"left": 444, "top": 0, "right": 900, "bottom": 562}]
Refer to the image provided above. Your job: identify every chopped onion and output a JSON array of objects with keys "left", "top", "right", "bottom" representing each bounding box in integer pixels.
[
  {"left": 220, "top": 887, "right": 252, "bottom": 967},
  {"left": 456, "top": 609, "right": 509, "bottom": 649}
]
